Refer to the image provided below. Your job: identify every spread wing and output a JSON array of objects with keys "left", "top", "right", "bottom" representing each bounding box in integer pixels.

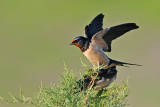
[
  {"left": 85, "top": 14, "right": 104, "bottom": 40},
  {"left": 103, "top": 23, "right": 139, "bottom": 52}
]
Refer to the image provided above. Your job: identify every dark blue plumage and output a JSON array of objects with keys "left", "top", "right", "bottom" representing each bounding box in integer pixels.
[
  {"left": 84, "top": 13, "right": 139, "bottom": 52},
  {"left": 85, "top": 14, "right": 104, "bottom": 40}
]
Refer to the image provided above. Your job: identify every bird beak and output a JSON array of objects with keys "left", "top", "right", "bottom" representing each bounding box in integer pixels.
[{"left": 69, "top": 43, "right": 74, "bottom": 45}]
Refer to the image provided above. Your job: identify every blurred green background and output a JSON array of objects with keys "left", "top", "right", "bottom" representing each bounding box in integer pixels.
[{"left": 0, "top": 0, "right": 160, "bottom": 106}]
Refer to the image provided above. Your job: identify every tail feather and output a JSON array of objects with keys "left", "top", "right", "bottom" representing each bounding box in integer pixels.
[{"left": 109, "top": 59, "right": 142, "bottom": 66}]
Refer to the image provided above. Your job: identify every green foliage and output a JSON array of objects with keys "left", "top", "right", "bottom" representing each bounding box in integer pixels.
[{"left": 0, "top": 65, "right": 130, "bottom": 107}]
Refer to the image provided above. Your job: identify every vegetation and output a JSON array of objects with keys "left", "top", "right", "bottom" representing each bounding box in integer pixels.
[{"left": 0, "top": 64, "right": 130, "bottom": 107}]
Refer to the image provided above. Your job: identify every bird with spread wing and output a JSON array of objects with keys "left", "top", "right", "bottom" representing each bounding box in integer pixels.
[{"left": 70, "top": 13, "right": 140, "bottom": 69}]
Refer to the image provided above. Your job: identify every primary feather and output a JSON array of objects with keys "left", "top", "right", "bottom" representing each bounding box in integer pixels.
[
  {"left": 85, "top": 14, "right": 104, "bottom": 40},
  {"left": 85, "top": 14, "right": 139, "bottom": 52}
]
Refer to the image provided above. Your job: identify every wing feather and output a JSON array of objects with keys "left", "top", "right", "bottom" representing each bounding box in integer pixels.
[
  {"left": 85, "top": 14, "right": 104, "bottom": 40},
  {"left": 103, "top": 23, "right": 139, "bottom": 52}
]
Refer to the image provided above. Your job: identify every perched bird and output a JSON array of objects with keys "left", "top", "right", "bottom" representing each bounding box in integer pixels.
[
  {"left": 77, "top": 66, "right": 117, "bottom": 91},
  {"left": 70, "top": 13, "right": 140, "bottom": 68}
]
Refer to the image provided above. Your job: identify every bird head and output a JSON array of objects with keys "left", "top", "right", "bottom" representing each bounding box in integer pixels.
[{"left": 70, "top": 36, "right": 86, "bottom": 49}]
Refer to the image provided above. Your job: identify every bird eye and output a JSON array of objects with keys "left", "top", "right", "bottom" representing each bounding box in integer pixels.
[{"left": 78, "top": 40, "right": 83, "bottom": 45}]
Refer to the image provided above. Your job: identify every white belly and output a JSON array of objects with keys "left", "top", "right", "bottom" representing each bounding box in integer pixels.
[{"left": 95, "top": 74, "right": 117, "bottom": 90}]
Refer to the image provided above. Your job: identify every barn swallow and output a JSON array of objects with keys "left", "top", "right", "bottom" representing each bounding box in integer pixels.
[
  {"left": 70, "top": 13, "right": 140, "bottom": 68},
  {"left": 77, "top": 66, "right": 117, "bottom": 91}
]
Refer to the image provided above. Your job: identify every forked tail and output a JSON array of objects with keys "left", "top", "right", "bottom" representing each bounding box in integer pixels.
[{"left": 109, "top": 59, "right": 142, "bottom": 67}]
